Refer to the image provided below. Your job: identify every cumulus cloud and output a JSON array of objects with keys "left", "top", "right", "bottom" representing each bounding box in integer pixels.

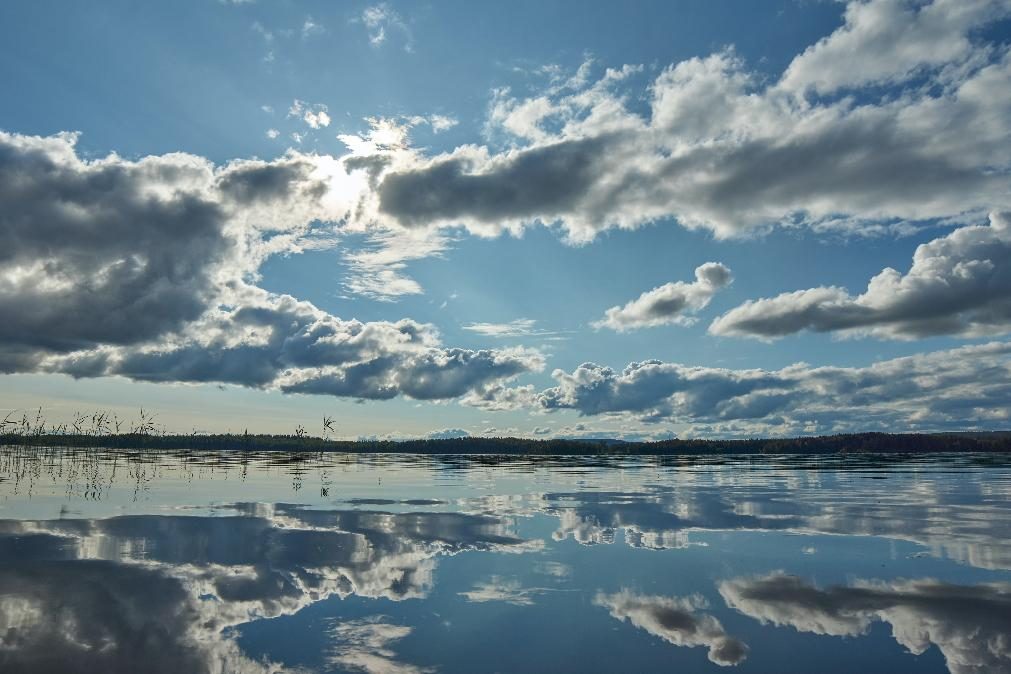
[
  {"left": 0, "top": 131, "right": 541, "bottom": 405},
  {"left": 710, "top": 212, "right": 1011, "bottom": 340},
  {"left": 720, "top": 573, "right": 1011, "bottom": 674},
  {"left": 51, "top": 289, "right": 543, "bottom": 402},
  {"left": 359, "top": 3, "right": 1011, "bottom": 242},
  {"left": 780, "top": 0, "right": 1011, "bottom": 94},
  {"left": 0, "top": 131, "right": 239, "bottom": 362},
  {"left": 533, "top": 342, "right": 1011, "bottom": 432},
  {"left": 595, "top": 263, "right": 732, "bottom": 331},
  {"left": 595, "top": 590, "right": 748, "bottom": 666}
]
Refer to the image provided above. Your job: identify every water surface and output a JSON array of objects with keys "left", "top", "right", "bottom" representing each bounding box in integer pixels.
[{"left": 0, "top": 448, "right": 1009, "bottom": 673}]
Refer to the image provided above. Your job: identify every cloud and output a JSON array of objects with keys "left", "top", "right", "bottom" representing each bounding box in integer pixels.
[
  {"left": 362, "top": 3, "right": 1011, "bottom": 242},
  {"left": 720, "top": 573, "right": 1011, "bottom": 674},
  {"left": 0, "top": 132, "right": 238, "bottom": 362},
  {"left": 710, "top": 212, "right": 1011, "bottom": 340},
  {"left": 464, "top": 319, "right": 539, "bottom": 337},
  {"left": 328, "top": 617, "right": 432, "bottom": 674},
  {"left": 52, "top": 290, "right": 544, "bottom": 402},
  {"left": 780, "top": 0, "right": 1011, "bottom": 94},
  {"left": 0, "top": 504, "right": 539, "bottom": 672},
  {"left": 428, "top": 115, "right": 458, "bottom": 133},
  {"left": 426, "top": 428, "right": 469, "bottom": 439},
  {"left": 595, "top": 590, "right": 748, "bottom": 666},
  {"left": 595, "top": 262, "right": 732, "bottom": 331},
  {"left": 459, "top": 576, "right": 550, "bottom": 606},
  {"left": 0, "top": 131, "right": 542, "bottom": 405},
  {"left": 533, "top": 341, "right": 1011, "bottom": 432},
  {"left": 301, "top": 15, "right": 324, "bottom": 39},
  {"left": 546, "top": 487, "right": 799, "bottom": 550},
  {"left": 342, "top": 229, "right": 451, "bottom": 301},
  {"left": 0, "top": 561, "right": 296, "bottom": 674},
  {"left": 288, "top": 99, "right": 331, "bottom": 129},
  {"left": 461, "top": 318, "right": 568, "bottom": 340},
  {"left": 360, "top": 4, "right": 412, "bottom": 51}
]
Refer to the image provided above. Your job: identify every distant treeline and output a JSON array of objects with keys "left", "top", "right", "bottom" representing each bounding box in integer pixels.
[{"left": 2, "top": 431, "right": 1011, "bottom": 454}]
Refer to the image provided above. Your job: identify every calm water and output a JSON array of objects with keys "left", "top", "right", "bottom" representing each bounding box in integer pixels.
[{"left": 0, "top": 449, "right": 1009, "bottom": 674}]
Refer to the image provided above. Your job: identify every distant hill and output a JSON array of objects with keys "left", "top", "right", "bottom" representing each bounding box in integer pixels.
[{"left": 3, "top": 430, "right": 1011, "bottom": 454}]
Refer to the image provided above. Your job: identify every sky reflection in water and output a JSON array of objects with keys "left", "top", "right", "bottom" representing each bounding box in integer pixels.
[{"left": 0, "top": 449, "right": 1009, "bottom": 673}]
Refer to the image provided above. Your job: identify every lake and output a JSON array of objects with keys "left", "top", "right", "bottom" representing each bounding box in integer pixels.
[{"left": 0, "top": 448, "right": 1009, "bottom": 673}]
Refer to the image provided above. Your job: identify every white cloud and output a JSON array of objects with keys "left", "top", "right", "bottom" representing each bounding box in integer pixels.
[
  {"left": 328, "top": 618, "right": 433, "bottom": 674},
  {"left": 461, "top": 318, "right": 568, "bottom": 340},
  {"left": 361, "top": 4, "right": 412, "bottom": 51},
  {"left": 428, "top": 114, "right": 458, "bottom": 133},
  {"left": 459, "top": 576, "right": 552, "bottom": 606},
  {"left": 366, "top": 3, "right": 1011, "bottom": 243},
  {"left": 265, "top": 128, "right": 279, "bottom": 139},
  {"left": 780, "top": 0, "right": 1011, "bottom": 95},
  {"left": 426, "top": 428, "right": 469, "bottom": 439},
  {"left": 342, "top": 229, "right": 451, "bottom": 301},
  {"left": 534, "top": 342, "right": 1011, "bottom": 433},
  {"left": 289, "top": 99, "right": 331, "bottom": 129},
  {"left": 710, "top": 212, "right": 1011, "bottom": 340},
  {"left": 595, "top": 262, "right": 732, "bottom": 331}
]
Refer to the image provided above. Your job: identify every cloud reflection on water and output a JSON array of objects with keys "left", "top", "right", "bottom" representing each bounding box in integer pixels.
[
  {"left": 0, "top": 504, "right": 535, "bottom": 673},
  {"left": 720, "top": 573, "right": 1011, "bottom": 674}
]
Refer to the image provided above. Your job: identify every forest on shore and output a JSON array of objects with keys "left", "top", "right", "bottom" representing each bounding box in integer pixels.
[{"left": 3, "top": 430, "right": 1011, "bottom": 455}]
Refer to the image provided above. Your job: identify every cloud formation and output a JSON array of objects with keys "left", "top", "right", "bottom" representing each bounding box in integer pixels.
[
  {"left": 595, "top": 263, "right": 732, "bottom": 331},
  {"left": 357, "top": 0, "right": 1011, "bottom": 241},
  {"left": 328, "top": 617, "right": 432, "bottom": 674},
  {"left": 595, "top": 590, "right": 748, "bottom": 666},
  {"left": 288, "top": 99, "right": 330, "bottom": 129},
  {"left": 720, "top": 573, "right": 1011, "bottom": 674},
  {"left": 0, "top": 132, "right": 542, "bottom": 403},
  {"left": 710, "top": 212, "right": 1011, "bottom": 340},
  {"left": 534, "top": 342, "right": 1011, "bottom": 432},
  {"left": 0, "top": 503, "right": 538, "bottom": 673},
  {"left": 780, "top": 0, "right": 1011, "bottom": 94},
  {"left": 360, "top": 4, "right": 412, "bottom": 51}
]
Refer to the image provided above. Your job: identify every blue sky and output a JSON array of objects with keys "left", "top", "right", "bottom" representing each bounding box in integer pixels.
[{"left": 1, "top": 0, "right": 1010, "bottom": 439}]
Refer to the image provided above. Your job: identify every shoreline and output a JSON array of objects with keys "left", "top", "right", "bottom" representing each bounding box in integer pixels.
[{"left": 3, "top": 431, "right": 1011, "bottom": 455}]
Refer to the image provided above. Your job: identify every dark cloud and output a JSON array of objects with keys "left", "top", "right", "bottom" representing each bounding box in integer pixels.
[
  {"left": 0, "top": 132, "right": 540, "bottom": 403},
  {"left": 378, "top": 135, "right": 616, "bottom": 227},
  {"left": 595, "top": 590, "right": 748, "bottom": 666},
  {"left": 0, "top": 503, "right": 538, "bottom": 672},
  {"left": 367, "top": 19, "right": 1011, "bottom": 241},
  {"left": 720, "top": 573, "right": 1011, "bottom": 674},
  {"left": 0, "top": 132, "right": 232, "bottom": 357},
  {"left": 0, "top": 561, "right": 287, "bottom": 674},
  {"left": 216, "top": 156, "right": 327, "bottom": 205}
]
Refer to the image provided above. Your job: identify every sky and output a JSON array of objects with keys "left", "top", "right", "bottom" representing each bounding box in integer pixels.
[{"left": 1, "top": 0, "right": 1010, "bottom": 440}]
